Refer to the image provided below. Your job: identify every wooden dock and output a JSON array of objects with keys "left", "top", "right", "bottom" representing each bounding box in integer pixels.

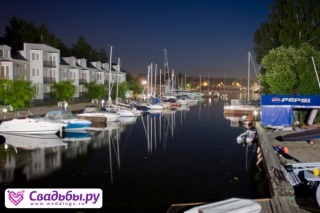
[{"left": 167, "top": 122, "right": 320, "bottom": 213}]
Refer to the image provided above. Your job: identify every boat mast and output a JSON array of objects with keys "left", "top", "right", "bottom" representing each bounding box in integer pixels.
[
  {"left": 159, "top": 69, "right": 162, "bottom": 99},
  {"left": 312, "top": 57, "right": 320, "bottom": 91},
  {"left": 116, "top": 58, "right": 120, "bottom": 105},
  {"left": 108, "top": 45, "right": 113, "bottom": 106},
  {"left": 247, "top": 52, "right": 250, "bottom": 102},
  {"left": 154, "top": 64, "right": 157, "bottom": 97},
  {"left": 164, "top": 49, "right": 170, "bottom": 94},
  {"left": 200, "top": 74, "right": 202, "bottom": 94},
  {"left": 207, "top": 73, "right": 209, "bottom": 94}
]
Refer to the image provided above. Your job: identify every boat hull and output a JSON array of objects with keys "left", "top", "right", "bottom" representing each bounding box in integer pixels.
[
  {"left": 224, "top": 105, "right": 260, "bottom": 116},
  {"left": 184, "top": 198, "right": 261, "bottom": 213},
  {"left": 0, "top": 118, "right": 65, "bottom": 135}
]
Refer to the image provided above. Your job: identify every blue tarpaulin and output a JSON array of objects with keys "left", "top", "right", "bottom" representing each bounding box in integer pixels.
[
  {"left": 261, "top": 95, "right": 320, "bottom": 128},
  {"left": 261, "top": 106, "right": 293, "bottom": 128}
]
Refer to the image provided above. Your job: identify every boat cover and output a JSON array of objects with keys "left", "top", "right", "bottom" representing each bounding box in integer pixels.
[{"left": 184, "top": 198, "right": 261, "bottom": 213}]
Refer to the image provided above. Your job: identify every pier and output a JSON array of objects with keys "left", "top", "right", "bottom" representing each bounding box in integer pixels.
[
  {"left": 254, "top": 122, "right": 320, "bottom": 212},
  {"left": 168, "top": 122, "right": 320, "bottom": 213}
]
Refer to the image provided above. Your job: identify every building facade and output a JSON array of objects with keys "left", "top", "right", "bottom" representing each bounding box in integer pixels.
[{"left": 0, "top": 43, "right": 126, "bottom": 104}]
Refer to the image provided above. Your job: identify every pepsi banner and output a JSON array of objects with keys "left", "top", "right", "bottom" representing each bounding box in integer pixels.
[{"left": 261, "top": 95, "right": 320, "bottom": 108}]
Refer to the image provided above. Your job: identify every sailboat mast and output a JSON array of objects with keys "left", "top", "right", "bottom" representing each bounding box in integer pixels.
[
  {"left": 312, "top": 57, "right": 320, "bottom": 91},
  {"left": 159, "top": 69, "right": 162, "bottom": 99},
  {"left": 150, "top": 63, "right": 153, "bottom": 97},
  {"left": 247, "top": 52, "right": 250, "bottom": 102},
  {"left": 108, "top": 45, "right": 113, "bottom": 105},
  {"left": 200, "top": 74, "right": 202, "bottom": 94},
  {"left": 207, "top": 73, "right": 209, "bottom": 94},
  {"left": 116, "top": 58, "right": 120, "bottom": 105},
  {"left": 154, "top": 64, "right": 157, "bottom": 97},
  {"left": 164, "top": 49, "right": 171, "bottom": 94}
]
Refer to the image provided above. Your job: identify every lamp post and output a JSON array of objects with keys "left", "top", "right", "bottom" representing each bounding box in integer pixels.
[
  {"left": 3, "top": 108, "right": 7, "bottom": 120},
  {"left": 253, "top": 110, "right": 258, "bottom": 127},
  {"left": 64, "top": 102, "right": 68, "bottom": 111}
]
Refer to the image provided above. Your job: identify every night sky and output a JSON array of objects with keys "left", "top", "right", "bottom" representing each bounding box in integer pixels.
[{"left": 0, "top": 0, "right": 274, "bottom": 78}]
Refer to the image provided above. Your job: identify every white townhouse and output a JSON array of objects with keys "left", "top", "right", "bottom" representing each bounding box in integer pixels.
[
  {"left": 0, "top": 44, "right": 29, "bottom": 82},
  {"left": 19, "top": 43, "right": 60, "bottom": 101},
  {"left": 0, "top": 43, "right": 127, "bottom": 104}
]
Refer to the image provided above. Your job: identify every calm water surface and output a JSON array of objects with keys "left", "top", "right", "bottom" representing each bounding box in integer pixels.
[{"left": 0, "top": 92, "right": 269, "bottom": 213}]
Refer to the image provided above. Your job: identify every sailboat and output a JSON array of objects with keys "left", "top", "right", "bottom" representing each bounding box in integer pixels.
[
  {"left": 104, "top": 58, "right": 141, "bottom": 117},
  {"left": 139, "top": 63, "right": 164, "bottom": 111},
  {"left": 223, "top": 52, "right": 260, "bottom": 115}
]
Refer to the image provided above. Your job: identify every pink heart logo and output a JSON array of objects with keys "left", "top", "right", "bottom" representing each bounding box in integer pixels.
[{"left": 8, "top": 190, "right": 24, "bottom": 206}]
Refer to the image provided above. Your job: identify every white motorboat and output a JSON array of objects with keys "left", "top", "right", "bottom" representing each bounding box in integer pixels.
[
  {"left": 224, "top": 99, "right": 260, "bottom": 115},
  {"left": 2, "top": 133, "right": 67, "bottom": 150},
  {"left": 184, "top": 197, "right": 261, "bottom": 213},
  {"left": 76, "top": 106, "right": 120, "bottom": 122},
  {"left": 0, "top": 110, "right": 66, "bottom": 135},
  {"left": 104, "top": 104, "right": 141, "bottom": 117},
  {"left": 43, "top": 110, "right": 92, "bottom": 131}
]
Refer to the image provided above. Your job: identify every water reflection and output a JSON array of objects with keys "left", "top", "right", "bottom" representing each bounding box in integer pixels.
[
  {"left": 63, "top": 131, "right": 93, "bottom": 159},
  {"left": 0, "top": 93, "right": 268, "bottom": 213},
  {"left": 0, "top": 133, "right": 67, "bottom": 184}
]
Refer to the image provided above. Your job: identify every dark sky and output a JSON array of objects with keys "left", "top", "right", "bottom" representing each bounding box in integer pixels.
[{"left": 0, "top": 0, "right": 274, "bottom": 78}]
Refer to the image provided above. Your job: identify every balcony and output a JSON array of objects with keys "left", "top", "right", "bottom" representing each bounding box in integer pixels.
[
  {"left": 15, "top": 75, "right": 26, "bottom": 80},
  {"left": 79, "top": 92, "right": 86, "bottom": 97},
  {"left": 43, "top": 60, "right": 56, "bottom": 68},
  {"left": 79, "top": 79, "right": 87, "bottom": 84},
  {"left": 0, "top": 75, "right": 9, "bottom": 80},
  {"left": 44, "top": 77, "right": 56, "bottom": 84}
]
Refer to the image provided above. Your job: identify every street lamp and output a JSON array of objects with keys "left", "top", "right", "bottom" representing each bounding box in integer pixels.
[
  {"left": 253, "top": 110, "right": 258, "bottom": 126},
  {"left": 64, "top": 102, "right": 68, "bottom": 111},
  {"left": 3, "top": 108, "right": 7, "bottom": 120}
]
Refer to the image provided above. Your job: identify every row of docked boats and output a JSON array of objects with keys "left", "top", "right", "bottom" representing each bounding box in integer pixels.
[{"left": 0, "top": 95, "right": 197, "bottom": 136}]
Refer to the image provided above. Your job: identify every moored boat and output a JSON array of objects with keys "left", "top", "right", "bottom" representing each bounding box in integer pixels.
[
  {"left": 224, "top": 99, "right": 260, "bottom": 115},
  {"left": 183, "top": 197, "right": 261, "bottom": 213},
  {"left": 76, "top": 106, "right": 120, "bottom": 122},
  {"left": 0, "top": 109, "right": 66, "bottom": 135},
  {"left": 236, "top": 128, "right": 257, "bottom": 145},
  {"left": 43, "top": 110, "right": 92, "bottom": 131}
]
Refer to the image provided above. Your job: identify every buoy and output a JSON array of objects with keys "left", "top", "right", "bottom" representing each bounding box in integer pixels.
[
  {"left": 314, "top": 168, "right": 319, "bottom": 176},
  {"left": 274, "top": 145, "right": 288, "bottom": 154},
  {"left": 282, "top": 146, "right": 288, "bottom": 154},
  {"left": 274, "top": 145, "right": 282, "bottom": 152},
  {"left": 247, "top": 114, "right": 254, "bottom": 122}
]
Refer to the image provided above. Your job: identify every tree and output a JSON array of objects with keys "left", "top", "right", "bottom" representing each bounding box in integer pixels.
[
  {"left": 83, "top": 81, "right": 106, "bottom": 100},
  {"left": 0, "top": 17, "right": 38, "bottom": 50},
  {"left": 0, "top": 79, "right": 37, "bottom": 109},
  {"left": 254, "top": 0, "right": 320, "bottom": 64},
  {"left": 71, "top": 36, "right": 94, "bottom": 60},
  {"left": 260, "top": 44, "right": 320, "bottom": 94},
  {"left": 49, "top": 80, "right": 76, "bottom": 101}
]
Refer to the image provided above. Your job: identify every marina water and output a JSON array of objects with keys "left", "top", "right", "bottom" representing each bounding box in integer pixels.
[{"left": 0, "top": 92, "right": 270, "bottom": 212}]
